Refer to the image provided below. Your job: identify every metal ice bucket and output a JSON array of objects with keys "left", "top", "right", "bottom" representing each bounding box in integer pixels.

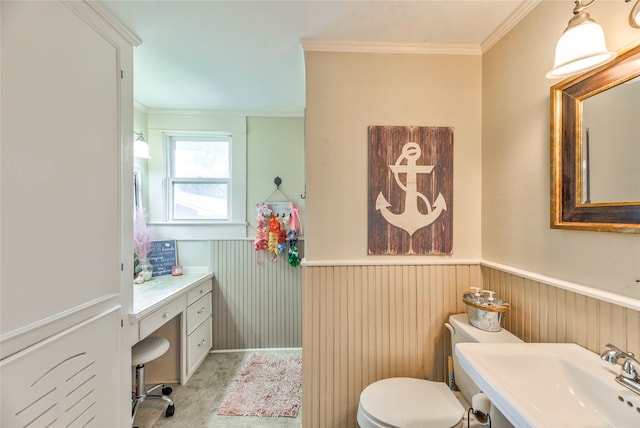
[{"left": 462, "top": 292, "right": 510, "bottom": 332}]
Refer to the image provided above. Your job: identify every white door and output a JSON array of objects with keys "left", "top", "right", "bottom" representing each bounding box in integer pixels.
[{"left": 1, "top": 1, "right": 135, "bottom": 426}]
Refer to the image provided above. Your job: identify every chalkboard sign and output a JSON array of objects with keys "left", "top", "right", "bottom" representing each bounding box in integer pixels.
[{"left": 148, "top": 240, "right": 177, "bottom": 277}]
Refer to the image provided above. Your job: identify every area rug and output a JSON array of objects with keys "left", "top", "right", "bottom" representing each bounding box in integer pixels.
[{"left": 217, "top": 353, "right": 302, "bottom": 418}]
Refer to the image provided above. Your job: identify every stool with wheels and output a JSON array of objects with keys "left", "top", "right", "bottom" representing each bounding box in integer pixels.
[{"left": 131, "top": 336, "right": 175, "bottom": 426}]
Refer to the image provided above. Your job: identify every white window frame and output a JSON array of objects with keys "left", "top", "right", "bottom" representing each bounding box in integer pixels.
[
  {"left": 145, "top": 114, "right": 248, "bottom": 240},
  {"left": 165, "top": 134, "right": 232, "bottom": 222}
]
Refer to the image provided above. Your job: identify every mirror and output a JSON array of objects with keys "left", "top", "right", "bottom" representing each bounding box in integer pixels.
[
  {"left": 582, "top": 77, "right": 640, "bottom": 203},
  {"left": 551, "top": 42, "right": 640, "bottom": 233}
]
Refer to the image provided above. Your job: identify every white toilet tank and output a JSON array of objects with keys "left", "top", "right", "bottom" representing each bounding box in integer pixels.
[{"left": 446, "top": 313, "right": 522, "bottom": 403}]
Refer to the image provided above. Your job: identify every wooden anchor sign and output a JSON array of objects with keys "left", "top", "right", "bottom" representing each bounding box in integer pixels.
[{"left": 368, "top": 126, "right": 453, "bottom": 255}]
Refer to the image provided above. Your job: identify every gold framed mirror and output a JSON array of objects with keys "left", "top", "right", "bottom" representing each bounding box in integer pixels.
[{"left": 551, "top": 42, "right": 640, "bottom": 233}]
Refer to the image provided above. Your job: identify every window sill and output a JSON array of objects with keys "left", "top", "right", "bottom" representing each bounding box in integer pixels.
[{"left": 148, "top": 222, "right": 247, "bottom": 240}]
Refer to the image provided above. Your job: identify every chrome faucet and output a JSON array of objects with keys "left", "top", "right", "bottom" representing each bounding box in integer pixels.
[{"left": 601, "top": 343, "right": 640, "bottom": 395}]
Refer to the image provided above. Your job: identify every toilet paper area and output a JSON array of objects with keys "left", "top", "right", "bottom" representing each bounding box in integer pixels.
[{"left": 471, "top": 392, "right": 491, "bottom": 425}]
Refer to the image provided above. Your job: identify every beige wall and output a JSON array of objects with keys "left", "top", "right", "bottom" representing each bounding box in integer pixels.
[
  {"left": 304, "top": 51, "right": 482, "bottom": 262},
  {"left": 302, "top": 2, "right": 640, "bottom": 427},
  {"left": 302, "top": 264, "right": 639, "bottom": 428},
  {"left": 303, "top": 264, "right": 480, "bottom": 428},
  {"left": 482, "top": 1, "right": 640, "bottom": 300}
]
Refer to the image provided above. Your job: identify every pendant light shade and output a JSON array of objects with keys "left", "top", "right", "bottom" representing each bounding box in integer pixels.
[
  {"left": 547, "top": 10, "right": 615, "bottom": 79},
  {"left": 630, "top": 0, "right": 640, "bottom": 28}
]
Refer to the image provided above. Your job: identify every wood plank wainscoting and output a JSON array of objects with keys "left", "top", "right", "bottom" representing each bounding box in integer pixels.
[
  {"left": 302, "top": 263, "right": 640, "bottom": 428},
  {"left": 302, "top": 264, "right": 480, "bottom": 428},
  {"left": 211, "top": 239, "right": 303, "bottom": 349},
  {"left": 481, "top": 265, "right": 640, "bottom": 358}
]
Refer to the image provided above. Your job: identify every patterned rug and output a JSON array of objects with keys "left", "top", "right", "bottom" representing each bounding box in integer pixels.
[{"left": 217, "top": 353, "right": 302, "bottom": 418}]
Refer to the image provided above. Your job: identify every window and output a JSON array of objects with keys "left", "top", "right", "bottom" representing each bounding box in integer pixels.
[
  {"left": 145, "top": 114, "right": 247, "bottom": 238},
  {"left": 167, "top": 135, "right": 232, "bottom": 221}
]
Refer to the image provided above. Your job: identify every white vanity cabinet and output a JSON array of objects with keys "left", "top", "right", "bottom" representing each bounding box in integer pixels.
[
  {"left": 139, "top": 297, "right": 185, "bottom": 340},
  {"left": 130, "top": 272, "right": 214, "bottom": 383},
  {"left": 186, "top": 281, "right": 213, "bottom": 376}
]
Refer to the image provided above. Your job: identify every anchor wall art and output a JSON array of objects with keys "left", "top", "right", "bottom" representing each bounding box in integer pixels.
[{"left": 368, "top": 125, "right": 453, "bottom": 255}]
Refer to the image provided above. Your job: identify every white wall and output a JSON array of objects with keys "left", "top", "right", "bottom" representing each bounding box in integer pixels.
[{"left": 482, "top": 0, "right": 640, "bottom": 300}]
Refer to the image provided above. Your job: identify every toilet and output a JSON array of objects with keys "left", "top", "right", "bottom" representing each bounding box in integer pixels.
[{"left": 357, "top": 313, "right": 523, "bottom": 428}]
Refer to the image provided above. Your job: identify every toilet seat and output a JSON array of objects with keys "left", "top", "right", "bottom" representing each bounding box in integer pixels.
[{"left": 358, "top": 377, "right": 464, "bottom": 428}]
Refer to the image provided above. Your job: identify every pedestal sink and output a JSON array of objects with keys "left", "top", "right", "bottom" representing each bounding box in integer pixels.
[{"left": 456, "top": 343, "right": 640, "bottom": 428}]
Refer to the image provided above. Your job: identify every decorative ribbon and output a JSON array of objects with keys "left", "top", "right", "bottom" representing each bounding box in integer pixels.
[
  {"left": 267, "top": 214, "right": 281, "bottom": 259},
  {"left": 290, "top": 201, "right": 303, "bottom": 234},
  {"left": 287, "top": 202, "right": 302, "bottom": 267},
  {"left": 278, "top": 227, "right": 287, "bottom": 254},
  {"left": 254, "top": 203, "right": 272, "bottom": 264}
]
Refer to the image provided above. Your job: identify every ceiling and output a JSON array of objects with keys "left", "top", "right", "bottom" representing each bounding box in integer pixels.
[{"left": 100, "top": 0, "right": 537, "bottom": 113}]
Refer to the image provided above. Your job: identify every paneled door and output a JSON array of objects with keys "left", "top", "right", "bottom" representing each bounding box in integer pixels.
[{"left": 1, "top": 1, "right": 135, "bottom": 426}]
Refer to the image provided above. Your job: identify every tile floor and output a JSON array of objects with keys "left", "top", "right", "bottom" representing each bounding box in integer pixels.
[
  {"left": 133, "top": 349, "right": 487, "bottom": 428},
  {"left": 133, "top": 350, "right": 302, "bottom": 428}
]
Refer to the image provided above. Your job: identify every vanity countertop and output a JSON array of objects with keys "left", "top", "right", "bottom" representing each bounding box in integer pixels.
[{"left": 130, "top": 271, "right": 214, "bottom": 322}]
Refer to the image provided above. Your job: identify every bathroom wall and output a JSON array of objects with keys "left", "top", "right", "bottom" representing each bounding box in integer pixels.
[
  {"left": 134, "top": 237, "right": 303, "bottom": 350},
  {"left": 304, "top": 51, "right": 482, "bottom": 262},
  {"left": 145, "top": 111, "right": 248, "bottom": 230},
  {"left": 136, "top": 110, "right": 305, "bottom": 235},
  {"left": 246, "top": 116, "right": 305, "bottom": 236},
  {"left": 482, "top": 0, "right": 640, "bottom": 300},
  {"left": 302, "top": 49, "right": 483, "bottom": 427},
  {"left": 132, "top": 109, "right": 305, "bottom": 349},
  {"left": 302, "top": 2, "right": 640, "bottom": 427},
  {"left": 212, "top": 239, "right": 303, "bottom": 349},
  {"left": 482, "top": 266, "right": 639, "bottom": 355},
  {"left": 303, "top": 264, "right": 479, "bottom": 427}
]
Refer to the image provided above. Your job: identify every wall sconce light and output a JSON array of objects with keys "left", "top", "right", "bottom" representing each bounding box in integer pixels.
[
  {"left": 134, "top": 131, "right": 151, "bottom": 159},
  {"left": 547, "top": 0, "right": 640, "bottom": 79}
]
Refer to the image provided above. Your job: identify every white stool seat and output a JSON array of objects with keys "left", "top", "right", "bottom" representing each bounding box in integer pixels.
[
  {"left": 131, "top": 336, "right": 174, "bottom": 425},
  {"left": 358, "top": 378, "right": 464, "bottom": 428},
  {"left": 132, "top": 336, "right": 169, "bottom": 366}
]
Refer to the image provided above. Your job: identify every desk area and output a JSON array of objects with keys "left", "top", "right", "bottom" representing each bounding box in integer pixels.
[{"left": 130, "top": 271, "right": 214, "bottom": 383}]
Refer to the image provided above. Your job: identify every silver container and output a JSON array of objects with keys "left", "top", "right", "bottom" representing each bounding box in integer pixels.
[{"left": 462, "top": 293, "right": 509, "bottom": 332}]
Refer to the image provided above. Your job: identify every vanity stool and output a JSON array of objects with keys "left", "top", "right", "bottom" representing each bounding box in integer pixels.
[{"left": 131, "top": 336, "right": 175, "bottom": 425}]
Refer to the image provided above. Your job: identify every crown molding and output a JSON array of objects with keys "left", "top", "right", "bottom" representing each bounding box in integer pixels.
[
  {"left": 301, "top": 1, "right": 541, "bottom": 57},
  {"left": 80, "top": 0, "right": 142, "bottom": 47},
  {"left": 300, "top": 39, "right": 481, "bottom": 56},
  {"left": 134, "top": 100, "right": 150, "bottom": 113},
  {"left": 146, "top": 108, "right": 304, "bottom": 118},
  {"left": 481, "top": 0, "right": 541, "bottom": 53}
]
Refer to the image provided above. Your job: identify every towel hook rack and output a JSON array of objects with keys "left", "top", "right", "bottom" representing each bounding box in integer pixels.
[{"left": 264, "top": 176, "right": 292, "bottom": 202}]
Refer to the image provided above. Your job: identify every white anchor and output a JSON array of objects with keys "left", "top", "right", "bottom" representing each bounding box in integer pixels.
[{"left": 376, "top": 142, "right": 447, "bottom": 236}]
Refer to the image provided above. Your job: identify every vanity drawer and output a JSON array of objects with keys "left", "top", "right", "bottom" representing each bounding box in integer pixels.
[
  {"left": 187, "top": 317, "right": 212, "bottom": 375},
  {"left": 186, "top": 293, "right": 212, "bottom": 335},
  {"left": 139, "top": 297, "right": 184, "bottom": 339},
  {"left": 187, "top": 280, "right": 213, "bottom": 306}
]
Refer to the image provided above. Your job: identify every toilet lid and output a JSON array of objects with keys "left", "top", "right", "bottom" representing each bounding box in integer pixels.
[{"left": 359, "top": 378, "right": 464, "bottom": 428}]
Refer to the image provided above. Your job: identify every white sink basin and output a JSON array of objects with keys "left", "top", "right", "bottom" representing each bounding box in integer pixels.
[{"left": 456, "top": 343, "right": 640, "bottom": 428}]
